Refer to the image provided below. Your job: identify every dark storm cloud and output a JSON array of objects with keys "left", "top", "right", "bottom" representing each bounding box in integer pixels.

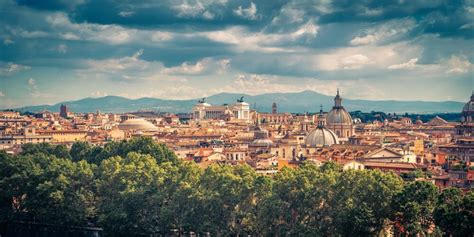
[
  {"left": 12, "top": 0, "right": 473, "bottom": 39},
  {"left": 15, "top": 0, "right": 86, "bottom": 11},
  {"left": 16, "top": 0, "right": 288, "bottom": 31},
  {"left": 317, "top": 0, "right": 472, "bottom": 38}
]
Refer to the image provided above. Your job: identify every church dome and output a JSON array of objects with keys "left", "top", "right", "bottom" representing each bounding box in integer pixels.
[
  {"left": 251, "top": 116, "right": 273, "bottom": 146},
  {"left": 326, "top": 89, "right": 353, "bottom": 125},
  {"left": 326, "top": 108, "right": 353, "bottom": 125},
  {"left": 305, "top": 107, "right": 339, "bottom": 147},
  {"left": 118, "top": 118, "right": 159, "bottom": 131},
  {"left": 305, "top": 127, "right": 339, "bottom": 147}
]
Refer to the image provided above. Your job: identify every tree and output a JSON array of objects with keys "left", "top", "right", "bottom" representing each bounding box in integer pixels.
[
  {"left": 158, "top": 161, "right": 204, "bottom": 233},
  {"left": 21, "top": 143, "right": 71, "bottom": 159},
  {"left": 198, "top": 164, "right": 258, "bottom": 236},
  {"left": 434, "top": 188, "right": 474, "bottom": 236},
  {"left": 0, "top": 153, "right": 96, "bottom": 225},
  {"left": 98, "top": 137, "right": 178, "bottom": 164},
  {"left": 257, "top": 163, "right": 340, "bottom": 236},
  {"left": 331, "top": 170, "right": 403, "bottom": 236},
  {"left": 70, "top": 141, "right": 92, "bottom": 162},
  {"left": 96, "top": 152, "right": 168, "bottom": 235},
  {"left": 392, "top": 181, "right": 438, "bottom": 235}
]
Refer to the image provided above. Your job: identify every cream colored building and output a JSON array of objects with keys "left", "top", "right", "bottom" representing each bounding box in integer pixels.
[
  {"left": 193, "top": 97, "right": 250, "bottom": 121},
  {"left": 0, "top": 127, "right": 52, "bottom": 145},
  {"left": 38, "top": 130, "right": 87, "bottom": 143}
]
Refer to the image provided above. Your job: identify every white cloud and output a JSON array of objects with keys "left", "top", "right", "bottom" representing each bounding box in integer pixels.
[
  {"left": 162, "top": 58, "right": 231, "bottom": 75},
  {"left": 3, "top": 37, "right": 14, "bottom": 45},
  {"left": 79, "top": 49, "right": 231, "bottom": 81},
  {"left": 28, "top": 78, "right": 36, "bottom": 86},
  {"left": 350, "top": 18, "right": 416, "bottom": 46},
  {"left": 310, "top": 42, "right": 420, "bottom": 71},
  {"left": 313, "top": 0, "right": 333, "bottom": 14},
  {"left": 174, "top": 1, "right": 205, "bottom": 18},
  {"left": 350, "top": 35, "right": 378, "bottom": 46},
  {"left": 82, "top": 49, "right": 149, "bottom": 73},
  {"left": 0, "top": 62, "right": 31, "bottom": 76},
  {"left": 234, "top": 2, "right": 258, "bottom": 20},
  {"left": 202, "top": 11, "right": 215, "bottom": 20},
  {"left": 118, "top": 11, "right": 135, "bottom": 17},
  {"left": 57, "top": 44, "right": 68, "bottom": 53},
  {"left": 271, "top": 5, "right": 305, "bottom": 25},
  {"left": 445, "top": 55, "right": 472, "bottom": 74},
  {"left": 360, "top": 8, "right": 383, "bottom": 16},
  {"left": 11, "top": 29, "right": 49, "bottom": 38},
  {"left": 290, "top": 21, "right": 319, "bottom": 39},
  {"left": 150, "top": 31, "right": 173, "bottom": 42},
  {"left": 340, "top": 54, "right": 372, "bottom": 69},
  {"left": 45, "top": 13, "right": 136, "bottom": 45},
  {"left": 61, "top": 32, "right": 80, "bottom": 40},
  {"left": 202, "top": 23, "right": 319, "bottom": 53},
  {"left": 388, "top": 58, "right": 419, "bottom": 69},
  {"left": 171, "top": 0, "right": 227, "bottom": 19}
]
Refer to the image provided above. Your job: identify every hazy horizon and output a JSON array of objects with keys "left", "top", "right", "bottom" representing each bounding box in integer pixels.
[{"left": 3, "top": 90, "right": 470, "bottom": 110}]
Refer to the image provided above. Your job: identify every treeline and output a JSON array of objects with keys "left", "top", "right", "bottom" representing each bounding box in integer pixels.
[
  {"left": 0, "top": 137, "right": 472, "bottom": 236},
  {"left": 349, "top": 111, "right": 461, "bottom": 123}
]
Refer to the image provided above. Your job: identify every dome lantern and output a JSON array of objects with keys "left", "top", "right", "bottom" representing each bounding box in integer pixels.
[{"left": 334, "top": 88, "right": 342, "bottom": 108}]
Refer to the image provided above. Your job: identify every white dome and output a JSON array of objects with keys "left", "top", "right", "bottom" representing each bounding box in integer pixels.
[
  {"left": 305, "top": 127, "right": 339, "bottom": 147},
  {"left": 326, "top": 107, "right": 353, "bottom": 125},
  {"left": 327, "top": 89, "right": 353, "bottom": 125},
  {"left": 118, "top": 118, "right": 158, "bottom": 131}
]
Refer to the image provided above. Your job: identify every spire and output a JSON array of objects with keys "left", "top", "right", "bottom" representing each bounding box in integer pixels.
[{"left": 334, "top": 89, "right": 342, "bottom": 108}]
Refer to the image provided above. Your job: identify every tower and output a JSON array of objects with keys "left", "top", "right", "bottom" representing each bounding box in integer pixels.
[
  {"left": 272, "top": 102, "right": 277, "bottom": 114},
  {"left": 60, "top": 104, "right": 69, "bottom": 118}
]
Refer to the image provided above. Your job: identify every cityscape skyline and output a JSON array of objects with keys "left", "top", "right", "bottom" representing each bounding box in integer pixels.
[{"left": 1, "top": 0, "right": 473, "bottom": 108}]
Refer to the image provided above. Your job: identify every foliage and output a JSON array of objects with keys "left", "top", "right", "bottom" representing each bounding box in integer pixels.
[
  {"left": 400, "top": 169, "right": 427, "bottom": 181},
  {"left": 21, "top": 143, "right": 71, "bottom": 160},
  {"left": 0, "top": 153, "right": 96, "bottom": 225},
  {"left": 392, "top": 181, "right": 439, "bottom": 235},
  {"left": 434, "top": 188, "right": 474, "bottom": 236},
  {"left": 1, "top": 140, "right": 472, "bottom": 236}
]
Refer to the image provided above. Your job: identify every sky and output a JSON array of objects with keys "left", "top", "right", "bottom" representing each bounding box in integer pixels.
[{"left": 0, "top": 0, "right": 473, "bottom": 108}]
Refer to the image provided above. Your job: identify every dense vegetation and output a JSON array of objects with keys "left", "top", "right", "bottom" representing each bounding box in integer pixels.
[
  {"left": 349, "top": 111, "right": 461, "bottom": 123},
  {"left": 0, "top": 137, "right": 472, "bottom": 236}
]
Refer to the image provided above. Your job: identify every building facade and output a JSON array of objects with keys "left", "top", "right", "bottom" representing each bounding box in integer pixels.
[{"left": 192, "top": 97, "right": 250, "bottom": 121}]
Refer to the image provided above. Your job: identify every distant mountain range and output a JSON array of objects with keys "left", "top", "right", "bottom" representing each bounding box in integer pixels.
[{"left": 12, "top": 90, "right": 465, "bottom": 114}]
